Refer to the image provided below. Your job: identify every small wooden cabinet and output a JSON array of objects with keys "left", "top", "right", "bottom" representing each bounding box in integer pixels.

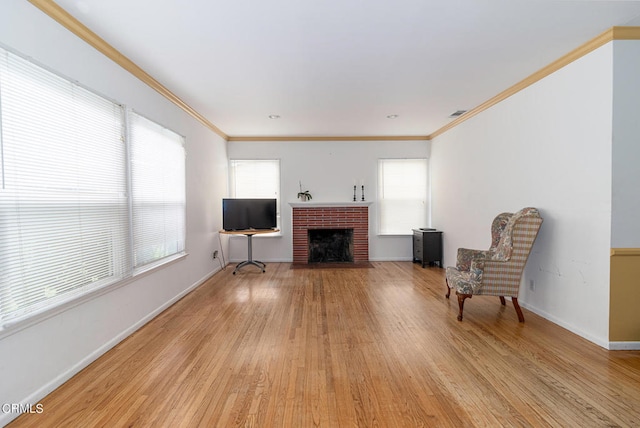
[{"left": 412, "top": 229, "right": 443, "bottom": 268}]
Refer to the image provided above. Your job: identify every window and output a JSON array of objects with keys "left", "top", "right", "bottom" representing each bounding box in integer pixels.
[
  {"left": 378, "top": 159, "right": 428, "bottom": 235},
  {"left": 229, "top": 159, "right": 280, "bottom": 228},
  {"left": 0, "top": 47, "right": 130, "bottom": 323},
  {"left": 130, "top": 112, "right": 186, "bottom": 270},
  {"left": 0, "top": 46, "right": 185, "bottom": 327}
]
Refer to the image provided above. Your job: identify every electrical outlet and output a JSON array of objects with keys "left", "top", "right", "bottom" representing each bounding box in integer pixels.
[
  {"left": 212, "top": 250, "right": 219, "bottom": 259},
  {"left": 529, "top": 279, "right": 535, "bottom": 291}
]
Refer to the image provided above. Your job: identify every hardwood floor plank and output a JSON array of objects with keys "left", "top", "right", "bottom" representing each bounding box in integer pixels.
[{"left": 8, "top": 262, "right": 640, "bottom": 427}]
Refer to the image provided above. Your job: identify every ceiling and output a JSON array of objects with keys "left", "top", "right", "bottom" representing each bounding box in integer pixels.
[{"left": 50, "top": 0, "right": 640, "bottom": 139}]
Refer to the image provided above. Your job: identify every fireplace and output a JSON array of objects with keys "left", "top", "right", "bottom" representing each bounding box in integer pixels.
[
  {"left": 291, "top": 203, "right": 370, "bottom": 264},
  {"left": 308, "top": 229, "right": 353, "bottom": 263}
]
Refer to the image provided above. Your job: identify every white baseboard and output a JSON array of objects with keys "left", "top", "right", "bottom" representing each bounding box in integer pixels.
[
  {"left": 503, "top": 303, "right": 640, "bottom": 350},
  {"left": 608, "top": 341, "right": 640, "bottom": 350},
  {"left": 519, "top": 301, "right": 610, "bottom": 350},
  {"left": 0, "top": 267, "right": 221, "bottom": 428}
]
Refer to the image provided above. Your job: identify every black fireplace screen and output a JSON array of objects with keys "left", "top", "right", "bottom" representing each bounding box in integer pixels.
[{"left": 308, "top": 229, "right": 354, "bottom": 263}]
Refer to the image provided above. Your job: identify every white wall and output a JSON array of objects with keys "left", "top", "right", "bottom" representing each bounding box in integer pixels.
[
  {"left": 431, "top": 44, "right": 614, "bottom": 347},
  {"left": 0, "top": 1, "right": 228, "bottom": 424},
  {"left": 227, "top": 140, "right": 430, "bottom": 262},
  {"left": 611, "top": 41, "right": 640, "bottom": 247}
]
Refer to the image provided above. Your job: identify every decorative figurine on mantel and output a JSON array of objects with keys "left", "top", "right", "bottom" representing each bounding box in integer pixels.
[{"left": 297, "top": 181, "right": 312, "bottom": 201}]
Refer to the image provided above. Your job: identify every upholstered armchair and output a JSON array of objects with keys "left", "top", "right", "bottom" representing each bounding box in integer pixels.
[{"left": 445, "top": 207, "right": 543, "bottom": 322}]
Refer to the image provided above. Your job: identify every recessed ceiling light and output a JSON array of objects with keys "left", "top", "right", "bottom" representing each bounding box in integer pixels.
[
  {"left": 268, "top": 115, "right": 280, "bottom": 119},
  {"left": 449, "top": 110, "right": 467, "bottom": 118},
  {"left": 386, "top": 114, "right": 399, "bottom": 119}
]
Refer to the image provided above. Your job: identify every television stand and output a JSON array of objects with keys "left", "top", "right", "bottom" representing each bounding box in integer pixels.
[{"left": 220, "top": 229, "right": 279, "bottom": 274}]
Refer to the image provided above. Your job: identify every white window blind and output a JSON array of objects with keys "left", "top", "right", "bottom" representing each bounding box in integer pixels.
[
  {"left": 229, "top": 159, "right": 280, "bottom": 199},
  {"left": 378, "top": 159, "right": 428, "bottom": 235},
  {"left": 130, "top": 112, "right": 186, "bottom": 269},
  {"left": 0, "top": 48, "right": 130, "bottom": 323},
  {"left": 229, "top": 159, "right": 280, "bottom": 226}
]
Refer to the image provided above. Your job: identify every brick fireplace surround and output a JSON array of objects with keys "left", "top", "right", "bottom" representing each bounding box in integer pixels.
[{"left": 291, "top": 202, "right": 371, "bottom": 264}]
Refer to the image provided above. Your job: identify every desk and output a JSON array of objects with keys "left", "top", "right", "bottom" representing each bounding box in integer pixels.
[{"left": 220, "top": 229, "right": 279, "bottom": 274}]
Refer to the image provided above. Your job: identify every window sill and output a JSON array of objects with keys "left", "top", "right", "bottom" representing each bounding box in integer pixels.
[
  {"left": 0, "top": 252, "right": 188, "bottom": 340},
  {"left": 133, "top": 252, "right": 187, "bottom": 276}
]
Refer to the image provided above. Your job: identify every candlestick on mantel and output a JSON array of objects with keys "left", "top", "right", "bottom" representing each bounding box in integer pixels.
[
  {"left": 361, "top": 185, "right": 365, "bottom": 201},
  {"left": 353, "top": 185, "right": 357, "bottom": 202}
]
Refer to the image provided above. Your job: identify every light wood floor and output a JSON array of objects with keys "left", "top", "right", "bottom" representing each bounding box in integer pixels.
[{"left": 9, "top": 262, "right": 640, "bottom": 427}]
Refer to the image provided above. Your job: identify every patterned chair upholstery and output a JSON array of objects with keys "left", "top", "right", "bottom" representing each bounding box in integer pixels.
[{"left": 445, "top": 207, "right": 543, "bottom": 322}]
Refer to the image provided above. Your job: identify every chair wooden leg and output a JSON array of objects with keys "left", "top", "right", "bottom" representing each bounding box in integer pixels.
[
  {"left": 512, "top": 297, "right": 525, "bottom": 322},
  {"left": 499, "top": 296, "right": 506, "bottom": 305},
  {"left": 445, "top": 278, "right": 451, "bottom": 299},
  {"left": 456, "top": 293, "right": 471, "bottom": 321}
]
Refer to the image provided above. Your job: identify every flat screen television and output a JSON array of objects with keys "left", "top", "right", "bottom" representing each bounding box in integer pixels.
[{"left": 222, "top": 198, "right": 277, "bottom": 231}]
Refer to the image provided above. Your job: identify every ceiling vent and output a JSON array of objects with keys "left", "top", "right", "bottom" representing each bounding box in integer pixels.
[{"left": 448, "top": 110, "right": 467, "bottom": 118}]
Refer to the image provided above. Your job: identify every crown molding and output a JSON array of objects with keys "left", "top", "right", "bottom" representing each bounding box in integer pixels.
[
  {"left": 611, "top": 26, "right": 640, "bottom": 40},
  {"left": 27, "top": 0, "right": 229, "bottom": 140},
  {"left": 227, "top": 135, "right": 430, "bottom": 142},
  {"left": 24, "top": 3, "right": 640, "bottom": 143},
  {"left": 428, "top": 26, "right": 640, "bottom": 140}
]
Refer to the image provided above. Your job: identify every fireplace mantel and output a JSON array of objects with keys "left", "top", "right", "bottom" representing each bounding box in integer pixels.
[
  {"left": 291, "top": 203, "right": 370, "bottom": 264},
  {"left": 289, "top": 201, "right": 372, "bottom": 208}
]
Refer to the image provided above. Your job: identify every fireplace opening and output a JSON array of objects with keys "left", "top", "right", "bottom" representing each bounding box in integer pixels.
[{"left": 308, "top": 229, "right": 354, "bottom": 263}]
